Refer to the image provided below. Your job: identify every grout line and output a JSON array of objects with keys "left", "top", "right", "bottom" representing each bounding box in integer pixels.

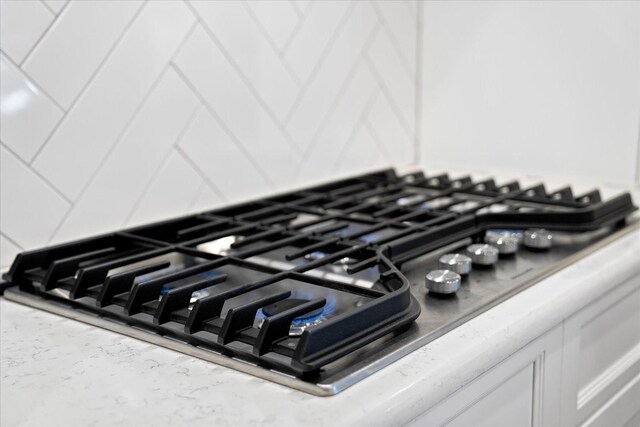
[
  {"left": 363, "top": 54, "right": 414, "bottom": 140},
  {"left": 169, "top": 20, "right": 200, "bottom": 64},
  {"left": 414, "top": 0, "right": 424, "bottom": 166},
  {"left": 297, "top": 23, "right": 382, "bottom": 165},
  {"left": 170, "top": 103, "right": 228, "bottom": 203},
  {"left": 369, "top": 1, "right": 415, "bottom": 80},
  {"left": 240, "top": 0, "right": 302, "bottom": 87},
  {"left": 168, "top": 62, "right": 276, "bottom": 190},
  {"left": 28, "top": 0, "right": 148, "bottom": 167},
  {"left": 328, "top": 89, "right": 381, "bottom": 174},
  {"left": 39, "top": 0, "right": 57, "bottom": 17},
  {"left": 183, "top": 0, "right": 301, "bottom": 156},
  {"left": 0, "top": 142, "right": 73, "bottom": 206},
  {"left": 186, "top": 181, "right": 209, "bottom": 212},
  {"left": 288, "top": 0, "right": 303, "bottom": 18},
  {"left": 44, "top": 62, "right": 177, "bottom": 244},
  {"left": 282, "top": 1, "right": 355, "bottom": 126},
  {"left": 18, "top": 1, "right": 58, "bottom": 68},
  {"left": 364, "top": 118, "right": 393, "bottom": 162},
  {"left": 121, "top": 97, "right": 206, "bottom": 226},
  {"left": 174, "top": 145, "right": 229, "bottom": 203},
  {"left": 1, "top": 52, "right": 66, "bottom": 114},
  {"left": 187, "top": 181, "right": 207, "bottom": 211},
  {"left": 1, "top": 232, "right": 25, "bottom": 251},
  {"left": 172, "top": 101, "right": 206, "bottom": 151},
  {"left": 280, "top": 1, "right": 309, "bottom": 56},
  {"left": 46, "top": 0, "right": 71, "bottom": 17},
  {"left": 121, "top": 149, "right": 176, "bottom": 227}
]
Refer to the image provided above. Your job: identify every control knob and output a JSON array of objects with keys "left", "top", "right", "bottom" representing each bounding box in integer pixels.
[
  {"left": 425, "top": 270, "right": 461, "bottom": 294},
  {"left": 466, "top": 244, "right": 499, "bottom": 266},
  {"left": 484, "top": 233, "right": 519, "bottom": 254},
  {"left": 523, "top": 229, "right": 553, "bottom": 249},
  {"left": 439, "top": 254, "right": 472, "bottom": 275}
]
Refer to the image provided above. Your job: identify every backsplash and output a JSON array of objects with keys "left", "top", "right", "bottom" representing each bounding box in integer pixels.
[{"left": 0, "top": 0, "right": 418, "bottom": 270}]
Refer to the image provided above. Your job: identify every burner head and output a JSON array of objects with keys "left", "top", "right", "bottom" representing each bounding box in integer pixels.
[{"left": 258, "top": 296, "right": 337, "bottom": 336}]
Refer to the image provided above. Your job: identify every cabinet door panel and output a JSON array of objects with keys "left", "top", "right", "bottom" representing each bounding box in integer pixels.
[
  {"left": 561, "top": 275, "right": 640, "bottom": 426},
  {"left": 409, "top": 325, "right": 562, "bottom": 427},
  {"left": 446, "top": 364, "right": 534, "bottom": 427}
]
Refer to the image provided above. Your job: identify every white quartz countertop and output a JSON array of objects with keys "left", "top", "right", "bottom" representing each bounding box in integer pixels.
[{"left": 2, "top": 178, "right": 640, "bottom": 427}]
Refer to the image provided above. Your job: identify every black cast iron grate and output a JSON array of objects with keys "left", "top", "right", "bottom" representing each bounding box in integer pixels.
[{"left": 2, "top": 168, "right": 636, "bottom": 376}]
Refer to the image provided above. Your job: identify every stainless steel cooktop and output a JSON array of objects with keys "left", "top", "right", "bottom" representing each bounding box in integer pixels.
[{"left": 2, "top": 168, "right": 637, "bottom": 395}]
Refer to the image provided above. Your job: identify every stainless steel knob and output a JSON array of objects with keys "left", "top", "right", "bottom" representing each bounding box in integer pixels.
[
  {"left": 439, "top": 254, "right": 472, "bottom": 275},
  {"left": 484, "top": 233, "right": 519, "bottom": 254},
  {"left": 485, "top": 229, "right": 523, "bottom": 243},
  {"left": 524, "top": 229, "right": 553, "bottom": 249},
  {"left": 425, "top": 270, "right": 461, "bottom": 294},
  {"left": 466, "top": 244, "right": 499, "bottom": 266}
]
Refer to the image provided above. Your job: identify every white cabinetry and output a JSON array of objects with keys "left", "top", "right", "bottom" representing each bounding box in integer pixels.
[
  {"left": 561, "top": 274, "right": 640, "bottom": 427},
  {"left": 409, "top": 325, "right": 563, "bottom": 426},
  {"left": 409, "top": 274, "right": 640, "bottom": 426}
]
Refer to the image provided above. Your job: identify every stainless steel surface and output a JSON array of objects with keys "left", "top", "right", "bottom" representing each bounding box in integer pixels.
[
  {"left": 524, "top": 229, "right": 554, "bottom": 249},
  {"left": 4, "top": 220, "right": 638, "bottom": 396},
  {"left": 485, "top": 233, "right": 519, "bottom": 254},
  {"left": 425, "top": 270, "right": 461, "bottom": 294},
  {"left": 466, "top": 244, "right": 499, "bottom": 265},
  {"left": 438, "top": 254, "right": 472, "bottom": 275}
]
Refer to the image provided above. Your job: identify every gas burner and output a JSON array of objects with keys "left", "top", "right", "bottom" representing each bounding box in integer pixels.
[{"left": 257, "top": 295, "right": 337, "bottom": 336}]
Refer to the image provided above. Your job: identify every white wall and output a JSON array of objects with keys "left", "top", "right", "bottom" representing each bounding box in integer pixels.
[
  {"left": 0, "top": 0, "right": 418, "bottom": 270},
  {"left": 420, "top": 1, "right": 640, "bottom": 186}
]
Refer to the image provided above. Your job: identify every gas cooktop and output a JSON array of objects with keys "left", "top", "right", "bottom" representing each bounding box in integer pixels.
[{"left": 2, "top": 169, "right": 637, "bottom": 395}]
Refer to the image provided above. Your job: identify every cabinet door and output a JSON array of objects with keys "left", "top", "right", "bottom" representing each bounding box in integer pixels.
[
  {"left": 560, "top": 274, "right": 640, "bottom": 427},
  {"left": 408, "top": 325, "right": 563, "bottom": 427}
]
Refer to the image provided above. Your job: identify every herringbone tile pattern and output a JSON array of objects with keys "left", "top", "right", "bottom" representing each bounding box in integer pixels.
[{"left": 0, "top": 0, "right": 418, "bottom": 269}]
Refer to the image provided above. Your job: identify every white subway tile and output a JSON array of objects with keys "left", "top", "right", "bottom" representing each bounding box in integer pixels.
[
  {"left": 190, "top": 1, "right": 299, "bottom": 122},
  {"left": 188, "top": 183, "right": 225, "bottom": 214},
  {"left": 0, "top": 145, "right": 69, "bottom": 249},
  {"left": 31, "top": 1, "right": 195, "bottom": 201},
  {"left": 43, "top": 0, "right": 68, "bottom": 15},
  {"left": 300, "top": 63, "right": 378, "bottom": 181},
  {"left": 366, "top": 27, "right": 415, "bottom": 134},
  {"left": 365, "top": 92, "right": 413, "bottom": 164},
  {"left": 375, "top": 1, "right": 416, "bottom": 76},
  {"left": 177, "top": 108, "right": 272, "bottom": 202},
  {"left": 0, "top": 0, "right": 54, "bottom": 64},
  {"left": 285, "top": 2, "right": 377, "bottom": 150},
  {"left": 23, "top": 0, "right": 143, "bottom": 109},
  {"left": 333, "top": 122, "right": 387, "bottom": 175},
  {"left": 174, "top": 26, "right": 298, "bottom": 188},
  {"left": 0, "top": 54, "right": 63, "bottom": 162},
  {"left": 127, "top": 150, "right": 203, "bottom": 226},
  {"left": 51, "top": 68, "right": 200, "bottom": 243},
  {"left": 0, "top": 0, "right": 418, "bottom": 249},
  {"left": 284, "top": 1, "right": 349, "bottom": 83},
  {"left": 290, "top": 0, "right": 313, "bottom": 17},
  {"left": 246, "top": 1, "right": 300, "bottom": 52}
]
